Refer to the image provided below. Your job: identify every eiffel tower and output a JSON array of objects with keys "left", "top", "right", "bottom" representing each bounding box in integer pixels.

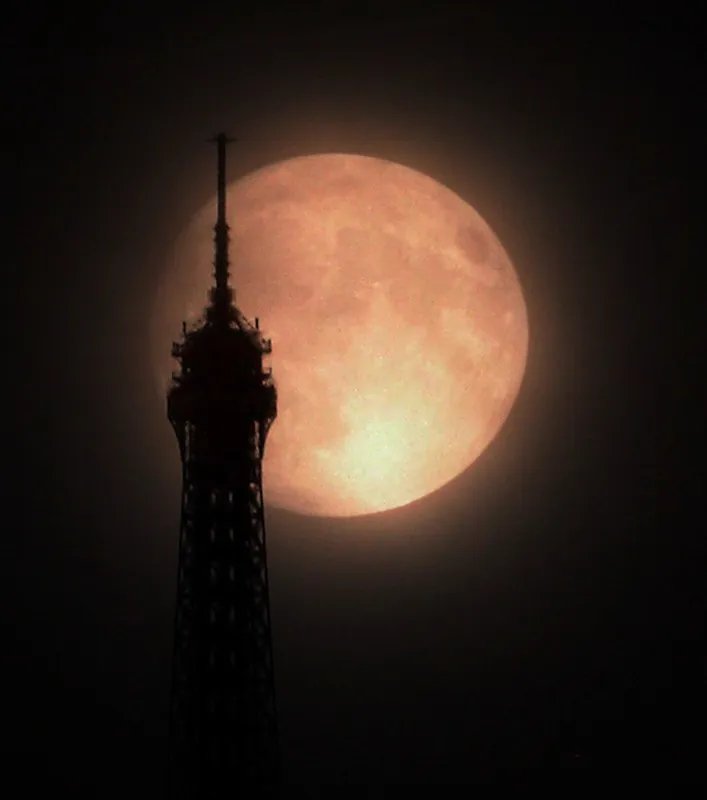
[{"left": 167, "top": 134, "right": 280, "bottom": 797}]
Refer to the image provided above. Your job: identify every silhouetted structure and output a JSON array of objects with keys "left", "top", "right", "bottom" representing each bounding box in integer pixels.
[{"left": 167, "top": 134, "right": 280, "bottom": 797}]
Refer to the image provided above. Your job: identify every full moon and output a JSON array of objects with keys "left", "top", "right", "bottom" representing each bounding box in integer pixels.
[{"left": 152, "top": 154, "right": 528, "bottom": 517}]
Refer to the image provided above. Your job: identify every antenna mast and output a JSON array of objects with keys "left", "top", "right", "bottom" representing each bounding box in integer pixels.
[{"left": 208, "top": 132, "right": 236, "bottom": 325}]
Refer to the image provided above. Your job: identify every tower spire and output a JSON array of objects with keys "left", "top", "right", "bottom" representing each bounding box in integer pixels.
[{"left": 208, "top": 132, "right": 236, "bottom": 324}]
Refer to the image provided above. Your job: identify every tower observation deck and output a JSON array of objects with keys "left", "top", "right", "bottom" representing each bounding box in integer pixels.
[{"left": 167, "top": 134, "right": 280, "bottom": 797}]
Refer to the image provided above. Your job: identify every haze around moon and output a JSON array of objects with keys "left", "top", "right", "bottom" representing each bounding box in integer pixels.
[{"left": 152, "top": 154, "right": 528, "bottom": 518}]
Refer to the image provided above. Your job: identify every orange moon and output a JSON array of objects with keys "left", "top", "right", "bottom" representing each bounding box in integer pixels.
[{"left": 152, "top": 154, "right": 528, "bottom": 517}]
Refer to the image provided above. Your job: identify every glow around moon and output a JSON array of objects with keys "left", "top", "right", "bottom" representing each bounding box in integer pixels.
[{"left": 152, "top": 154, "right": 528, "bottom": 517}]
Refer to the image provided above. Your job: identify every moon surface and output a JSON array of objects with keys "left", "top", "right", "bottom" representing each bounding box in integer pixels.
[{"left": 152, "top": 154, "right": 528, "bottom": 517}]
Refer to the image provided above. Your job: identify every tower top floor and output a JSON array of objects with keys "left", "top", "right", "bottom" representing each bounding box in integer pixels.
[{"left": 167, "top": 133, "right": 277, "bottom": 456}]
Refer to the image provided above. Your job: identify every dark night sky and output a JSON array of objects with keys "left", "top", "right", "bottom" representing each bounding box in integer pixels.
[{"left": 5, "top": 6, "right": 703, "bottom": 794}]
